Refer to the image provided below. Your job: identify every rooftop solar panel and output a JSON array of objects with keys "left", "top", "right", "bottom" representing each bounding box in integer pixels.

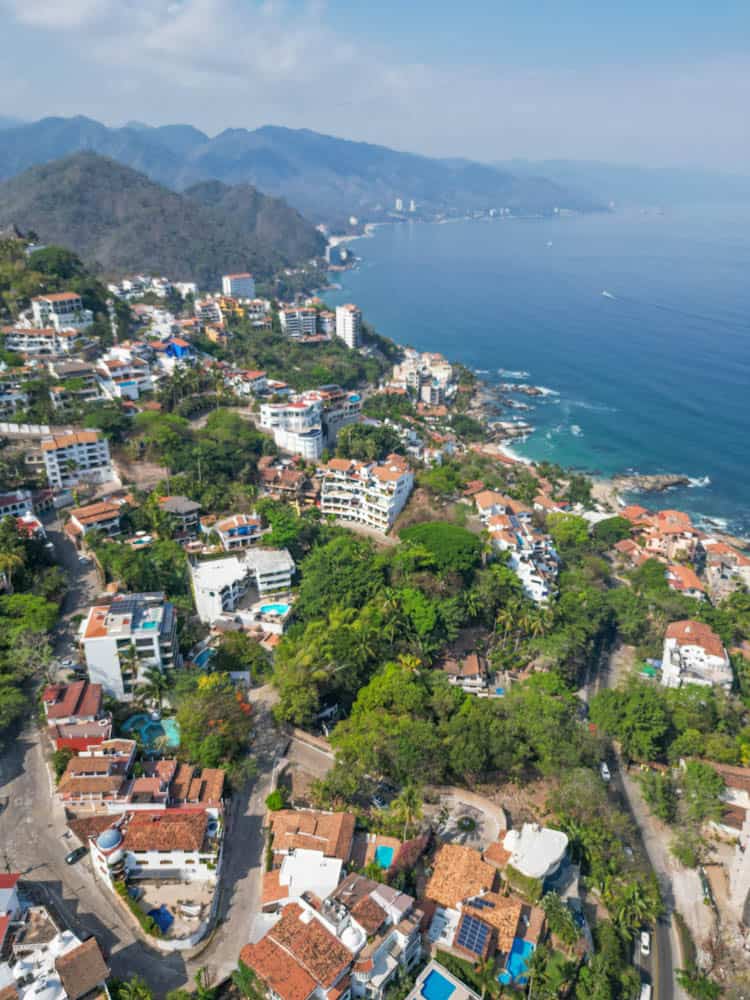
[{"left": 456, "top": 914, "right": 489, "bottom": 955}]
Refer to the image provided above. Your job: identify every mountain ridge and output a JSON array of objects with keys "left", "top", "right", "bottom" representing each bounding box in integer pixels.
[
  {"left": 0, "top": 115, "right": 601, "bottom": 225},
  {"left": 0, "top": 151, "right": 325, "bottom": 286}
]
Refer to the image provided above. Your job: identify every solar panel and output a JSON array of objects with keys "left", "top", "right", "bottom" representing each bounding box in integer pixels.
[
  {"left": 456, "top": 914, "right": 490, "bottom": 955},
  {"left": 469, "top": 898, "right": 495, "bottom": 911}
]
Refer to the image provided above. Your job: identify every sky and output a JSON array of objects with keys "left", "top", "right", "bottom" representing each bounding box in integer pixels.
[{"left": 1, "top": 0, "right": 749, "bottom": 170}]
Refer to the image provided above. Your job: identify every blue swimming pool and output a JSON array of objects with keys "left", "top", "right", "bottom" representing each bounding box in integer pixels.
[
  {"left": 421, "top": 970, "right": 455, "bottom": 1000},
  {"left": 498, "top": 939, "right": 535, "bottom": 986},
  {"left": 122, "top": 713, "right": 181, "bottom": 749},
  {"left": 194, "top": 647, "right": 215, "bottom": 669},
  {"left": 260, "top": 603, "right": 290, "bottom": 616},
  {"left": 375, "top": 845, "right": 395, "bottom": 869}
]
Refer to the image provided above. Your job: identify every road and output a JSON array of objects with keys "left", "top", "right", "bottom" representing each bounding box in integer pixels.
[
  {"left": 0, "top": 515, "right": 285, "bottom": 995},
  {"left": 591, "top": 642, "right": 683, "bottom": 1000}
]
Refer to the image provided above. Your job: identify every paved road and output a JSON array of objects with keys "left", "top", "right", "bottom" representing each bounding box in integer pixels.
[{"left": 590, "top": 643, "right": 682, "bottom": 1000}]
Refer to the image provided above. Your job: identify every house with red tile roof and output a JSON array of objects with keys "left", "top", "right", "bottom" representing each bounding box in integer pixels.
[
  {"left": 662, "top": 620, "right": 732, "bottom": 691},
  {"left": 42, "top": 681, "right": 103, "bottom": 726},
  {"left": 665, "top": 564, "right": 706, "bottom": 600}
]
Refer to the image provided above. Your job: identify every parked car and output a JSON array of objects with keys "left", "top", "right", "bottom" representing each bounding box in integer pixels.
[
  {"left": 640, "top": 930, "right": 651, "bottom": 957},
  {"left": 65, "top": 847, "right": 87, "bottom": 865},
  {"left": 600, "top": 761, "right": 612, "bottom": 782},
  {"left": 639, "top": 984, "right": 651, "bottom": 1000}
]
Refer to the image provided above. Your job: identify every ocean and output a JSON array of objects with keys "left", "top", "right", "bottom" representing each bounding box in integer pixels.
[{"left": 326, "top": 207, "right": 750, "bottom": 536}]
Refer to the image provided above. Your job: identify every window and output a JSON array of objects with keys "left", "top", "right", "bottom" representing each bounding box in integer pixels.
[{"left": 160, "top": 859, "right": 174, "bottom": 865}]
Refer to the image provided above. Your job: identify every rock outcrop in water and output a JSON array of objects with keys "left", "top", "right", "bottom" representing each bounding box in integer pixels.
[{"left": 612, "top": 473, "right": 690, "bottom": 493}]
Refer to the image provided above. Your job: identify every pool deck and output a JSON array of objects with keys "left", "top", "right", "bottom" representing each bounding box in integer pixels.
[{"left": 406, "top": 961, "right": 480, "bottom": 1000}]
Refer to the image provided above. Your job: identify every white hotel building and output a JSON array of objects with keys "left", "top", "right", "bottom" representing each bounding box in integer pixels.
[
  {"left": 31, "top": 292, "right": 93, "bottom": 332},
  {"left": 279, "top": 306, "right": 317, "bottom": 338},
  {"left": 222, "top": 273, "right": 256, "bottom": 298},
  {"left": 190, "top": 548, "right": 295, "bottom": 624},
  {"left": 335, "top": 303, "right": 362, "bottom": 348},
  {"left": 41, "top": 430, "right": 114, "bottom": 489},
  {"left": 4, "top": 326, "right": 81, "bottom": 356},
  {"left": 260, "top": 397, "right": 324, "bottom": 460},
  {"left": 320, "top": 454, "right": 414, "bottom": 532},
  {"left": 79, "top": 592, "right": 179, "bottom": 700}
]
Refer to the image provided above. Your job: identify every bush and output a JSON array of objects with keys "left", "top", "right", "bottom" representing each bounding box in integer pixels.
[
  {"left": 113, "top": 880, "right": 162, "bottom": 938},
  {"left": 265, "top": 788, "right": 289, "bottom": 811},
  {"left": 52, "top": 748, "right": 73, "bottom": 781},
  {"left": 504, "top": 863, "right": 543, "bottom": 903}
]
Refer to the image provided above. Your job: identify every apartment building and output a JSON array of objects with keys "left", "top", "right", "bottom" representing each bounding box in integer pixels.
[
  {"left": 158, "top": 495, "right": 202, "bottom": 537},
  {"left": 67, "top": 499, "right": 123, "bottom": 541},
  {"left": 48, "top": 359, "right": 102, "bottom": 411},
  {"left": 190, "top": 548, "right": 295, "bottom": 623},
  {"left": 41, "top": 430, "right": 114, "bottom": 489},
  {"left": 31, "top": 292, "right": 93, "bottom": 332},
  {"left": 222, "top": 273, "right": 256, "bottom": 298},
  {"left": 195, "top": 298, "right": 223, "bottom": 326},
  {"left": 0, "top": 372, "right": 29, "bottom": 416},
  {"left": 391, "top": 350, "right": 455, "bottom": 401},
  {"left": 225, "top": 369, "right": 268, "bottom": 398},
  {"left": 335, "top": 303, "right": 362, "bottom": 348},
  {"left": 260, "top": 397, "right": 324, "bottom": 460},
  {"left": 279, "top": 306, "right": 317, "bottom": 338},
  {"left": 97, "top": 354, "right": 154, "bottom": 401},
  {"left": 79, "top": 592, "right": 179, "bottom": 700},
  {"left": 0, "top": 489, "right": 34, "bottom": 518},
  {"left": 661, "top": 619, "right": 732, "bottom": 691},
  {"left": 210, "top": 513, "right": 263, "bottom": 551},
  {"left": 3, "top": 326, "right": 81, "bottom": 355},
  {"left": 320, "top": 454, "right": 414, "bottom": 533}
]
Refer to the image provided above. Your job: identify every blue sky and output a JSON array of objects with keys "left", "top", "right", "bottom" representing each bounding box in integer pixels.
[{"left": 0, "top": 0, "right": 748, "bottom": 169}]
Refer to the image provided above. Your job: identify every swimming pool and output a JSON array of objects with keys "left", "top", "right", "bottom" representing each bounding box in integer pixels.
[
  {"left": 194, "top": 647, "right": 215, "bottom": 669},
  {"left": 374, "top": 845, "right": 395, "bottom": 869},
  {"left": 421, "top": 970, "right": 455, "bottom": 1000},
  {"left": 260, "top": 603, "right": 290, "bottom": 616},
  {"left": 122, "top": 713, "right": 181, "bottom": 749},
  {"left": 498, "top": 938, "right": 535, "bottom": 986}
]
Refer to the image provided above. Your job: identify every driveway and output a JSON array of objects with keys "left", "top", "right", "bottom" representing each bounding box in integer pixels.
[{"left": 425, "top": 786, "right": 506, "bottom": 849}]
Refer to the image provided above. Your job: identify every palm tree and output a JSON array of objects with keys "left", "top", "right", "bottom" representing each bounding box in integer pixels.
[
  {"left": 0, "top": 550, "right": 24, "bottom": 593},
  {"left": 474, "top": 957, "right": 501, "bottom": 1000},
  {"left": 390, "top": 784, "right": 423, "bottom": 841},
  {"left": 139, "top": 666, "right": 170, "bottom": 710},
  {"left": 119, "top": 644, "right": 140, "bottom": 691},
  {"left": 232, "top": 960, "right": 266, "bottom": 1000},
  {"left": 118, "top": 977, "right": 154, "bottom": 1000}
]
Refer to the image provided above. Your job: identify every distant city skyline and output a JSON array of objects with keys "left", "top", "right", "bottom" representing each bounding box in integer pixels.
[{"left": 1, "top": 0, "right": 748, "bottom": 171}]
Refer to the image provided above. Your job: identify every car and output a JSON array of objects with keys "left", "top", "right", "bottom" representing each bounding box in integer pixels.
[
  {"left": 65, "top": 847, "right": 87, "bottom": 865},
  {"left": 640, "top": 930, "right": 651, "bottom": 957},
  {"left": 600, "top": 761, "right": 611, "bottom": 782},
  {"left": 639, "top": 985, "right": 651, "bottom": 1000}
]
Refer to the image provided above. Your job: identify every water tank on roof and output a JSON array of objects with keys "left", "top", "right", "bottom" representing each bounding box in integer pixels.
[{"left": 96, "top": 827, "right": 123, "bottom": 852}]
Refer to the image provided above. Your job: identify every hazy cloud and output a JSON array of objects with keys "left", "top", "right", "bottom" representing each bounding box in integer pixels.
[{"left": 1, "top": 0, "right": 748, "bottom": 169}]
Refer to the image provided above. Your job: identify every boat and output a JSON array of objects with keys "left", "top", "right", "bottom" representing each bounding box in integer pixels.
[{"left": 601, "top": 290, "right": 615, "bottom": 299}]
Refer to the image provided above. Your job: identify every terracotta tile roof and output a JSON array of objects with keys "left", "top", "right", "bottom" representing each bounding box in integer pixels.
[
  {"left": 240, "top": 937, "right": 316, "bottom": 1000},
  {"left": 483, "top": 841, "right": 512, "bottom": 868},
  {"left": 665, "top": 620, "right": 725, "bottom": 659},
  {"left": 43, "top": 680, "right": 102, "bottom": 720},
  {"left": 351, "top": 895, "right": 387, "bottom": 934},
  {"left": 170, "top": 762, "right": 196, "bottom": 801},
  {"left": 719, "top": 804, "right": 746, "bottom": 830},
  {"left": 269, "top": 810, "right": 355, "bottom": 861},
  {"left": 372, "top": 455, "right": 410, "bottom": 483},
  {"left": 35, "top": 291, "right": 81, "bottom": 303},
  {"left": 41, "top": 431, "right": 101, "bottom": 451},
  {"left": 707, "top": 762, "right": 750, "bottom": 793},
  {"left": 64, "top": 756, "right": 115, "bottom": 775},
  {"left": 666, "top": 564, "right": 705, "bottom": 593},
  {"left": 0, "top": 985, "right": 18, "bottom": 1000},
  {"left": 620, "top": 504, "right": 650, "bottom": 523},
  {"left": 474, "top": 489, "right": 507, "bottom": 510},
  {"left": 0, "top": 873, "right": 20, "bottom": 890},
  {"left": 465, "top": 892, "right": 523, "bottom": 953},
  {"left": 269, "top": 903, "right": 351, "bottom": 988},
  {"left": 122, "top": 810, "right": 208, "bottom": 852},
  {"left": 425, "top": 844, "right": 497, "bottom": 909},
  {"left": 69, "top": 815, "right": 115, "bottom": 845},
  {"left": 58, "top": 775, "right": 126, "bottom": 797},
  {"left": 261, "top": 869, "right": 287, "bottom": 905},
  {"left": 70, "top": 501, "right": 121, "bottom": 524},
  {"left": 55, "top": 937, "right": 109, "bottom": 1000}
]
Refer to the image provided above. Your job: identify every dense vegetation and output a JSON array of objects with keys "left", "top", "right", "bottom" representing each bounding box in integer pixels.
[{"left": 0, "top": 152, "right": 325, "bottom": 286}]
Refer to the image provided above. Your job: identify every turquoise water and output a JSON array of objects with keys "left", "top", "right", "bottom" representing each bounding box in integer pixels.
[
  {"left": 499, "top": 939, "right": 535, "bottom": 985},
  {"left": 421, "top": 970, "right": 455, "bottom": 1000},
  {"left": 328, "top": 209, "right": 750, "bottom": 535},
  {"left": 194, "top": 647, "right": 215, "bottom": 669},
  {"left": 122, "top": 713, "right": 181, "bottom": 749},
  {"left": 260, "top": 603, "right": 289, "bottom": 615},
  {"left": 375, "top": 844, "right": 395, "bottom": 868}
]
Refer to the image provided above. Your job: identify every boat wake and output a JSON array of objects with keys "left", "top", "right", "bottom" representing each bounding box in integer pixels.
[
  {"left": 687, "top": 476, "right": 711, "bottom": 488},
  {"left": 498, "top": 368, "right": 530, "bottom": 379},
  {"left": 601, "top": 290, "right": 616, "bottom": 300}
]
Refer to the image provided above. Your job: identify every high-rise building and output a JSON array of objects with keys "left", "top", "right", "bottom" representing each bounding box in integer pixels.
[
  {"left": 395, "top": 197, "right": 404, "bottom": 212},
  {"left": 335, "top": 304, "right": 362, "bottom": 349},
  {"left": 409, "top": 199, "right": 417, "bottom": 213},
  {"left": 222, "top": 273, "right": 256, "bottom": 298}
]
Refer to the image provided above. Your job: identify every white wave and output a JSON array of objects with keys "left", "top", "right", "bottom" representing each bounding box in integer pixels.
[
  {"left": 497, "top": 368, "right": 530, "bottom": 379},
  {"left": 570, "top": 424, "right": 584, "bottom": 437},
  {"left": 687, "top": 476, "right": 711, "bottom": 488},
  {"left": 475, "top": 369, "right": 490, "bottom": 374},
  {"left": 536, "top": 386, "right": 560, "bottom": 397},
  {"left": 568, "top": 399, "right": 618, "bottom": 413}
]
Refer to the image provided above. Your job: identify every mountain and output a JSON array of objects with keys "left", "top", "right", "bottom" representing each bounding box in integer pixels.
[
  {"left": 0, "top": 116, "right": 25, "bottom": 130},
  {"left": 495, "top": 159, "right": 750, "bottom": 207},
  {"left": 0, "top": 116, "right": 600, "bottom": 225},
  {"left": 0, "top": 152, "right": 325, "bottom": 286}
]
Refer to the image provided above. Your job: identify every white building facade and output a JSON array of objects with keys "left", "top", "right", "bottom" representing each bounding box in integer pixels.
[
  {"left": 335, "top": 304, "right": 362, "bottom": 349},
  {"left": 320, "top": 455, "right": 413, "bottom": 533},
  {"left": 222, "top": 273, "right": 256, "bottom": 298},
  {"left": 41, "top": 430, "right": 114, "bottom": 489}
]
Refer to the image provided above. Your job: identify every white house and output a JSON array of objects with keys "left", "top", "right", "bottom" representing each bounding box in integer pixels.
[
  {"left": 279, "top": 306, "right": 317, "bottom": 338},
  {"left": 502, "top": 823, "right": 569, "bottom": 882},
  {"left": 79, "top": 592, "right": 179, "bottom": 700},
  {"left": 4, "top": 327, "right": 81, "bottom": 355},
  {"left": 335, "top": 304, "right": 362, "bottom": 348},
  {"left": 661, "top": 619, "right": 732, "bottom": 690},
  {"left": 260, "top": 397, "right": 324, "bottom": 460},
  {"left": 190, "top": 548, "right": 295, "bottom": 624}
]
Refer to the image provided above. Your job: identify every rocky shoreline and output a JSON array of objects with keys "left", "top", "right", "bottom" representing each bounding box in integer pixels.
[{"left": 611, "top": 473, "right": 691, "bottom": 493}]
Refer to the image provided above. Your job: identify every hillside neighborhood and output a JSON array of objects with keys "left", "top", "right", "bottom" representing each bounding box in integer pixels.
[{"left": 1, "top": 233, "right": 750, "bottom": 1000}]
